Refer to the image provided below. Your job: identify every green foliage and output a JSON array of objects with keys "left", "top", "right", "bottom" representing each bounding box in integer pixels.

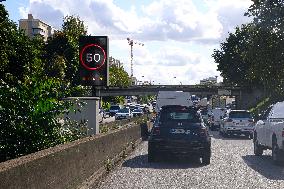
[
  {"left": 137, "top": 95, "right": 153, "bottom": 104},
  {"left": 0, "top": 77, "right": 86, "bottom": 161},
  {"left": 249, "top": 97, "right": 271, "bottom": 120},
  {"left": 0, "top": 5, "right": 88, "bottom": 162},
  {"left": 212, "top": 24, "right": 256, "bottom": 86},
  {"left": 213, "top": 23, "right": 284, "bottom": 95},
  {"left": 62, "top": 15, "right": 87, "bottom": 42},
  {"left": 101, "top": 64, "right": 131, "bottom": 105},
  {"left": 0, "top": 5, "right": 43, "bottom": 84},
  {"left": 45, "top": 15, "right": 87, "bottom": 88},
  {"left": 246, "top": 0, "right": 284, "bottom": 36},
  {"left": 109, "top": 65, "right": 131, "bottom": 87}
]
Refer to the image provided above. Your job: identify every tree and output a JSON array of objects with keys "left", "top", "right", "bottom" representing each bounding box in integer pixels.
[
  {"left": 0, "top": 6, "right": 86, "bottom": 162},
  {"left": 0, "top": 5, "right": 44, "bottom": 85},
  {"left": 109, "top": 65, "right": 131, "bottom": 87},
  {"left": 45, "top": 16, "right": 87, "bottom": 87},
  {"left": 212, "top": 24, "right": 256, "bottom": 86},
  {"left": 102, "top": 64, "right": 131, "bottom": 106},
  {"left": 246, "top": 0, "right": 284, "bottom": 36}
]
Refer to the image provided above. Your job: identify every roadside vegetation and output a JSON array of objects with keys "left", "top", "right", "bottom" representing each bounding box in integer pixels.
[
  {"left": 212, "top": 0, "right": 284, "bottom": 107},
  {"left": 0, "top": 4, "right": 133, "bottom": 162}
]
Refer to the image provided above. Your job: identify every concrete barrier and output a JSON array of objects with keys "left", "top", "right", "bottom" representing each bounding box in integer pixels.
[{"left": 0, "top": 123, "right": 142, "bottom": 189}]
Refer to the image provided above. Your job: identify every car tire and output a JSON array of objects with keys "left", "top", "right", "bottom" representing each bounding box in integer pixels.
[
  {"left": 272, "top": 142, "right": 282, "bottom": 165},
  {"left": 202, "top": 150, "right": 211, "bottom": 165},
  {"left": 253, "top": 140, "right": 263, "bottom": 156},
  {"left": 219, "top": 130, "right": 223, "bottom": 136}
]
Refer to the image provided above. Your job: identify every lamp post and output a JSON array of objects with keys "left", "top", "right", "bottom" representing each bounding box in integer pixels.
[{"left": 173, "top": 76, "right": 177, "bottom": 85}]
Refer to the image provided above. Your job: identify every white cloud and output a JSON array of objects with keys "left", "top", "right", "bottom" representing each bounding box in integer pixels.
[{"left": 19, "top": 0, "right": 252, "bottom": 84}]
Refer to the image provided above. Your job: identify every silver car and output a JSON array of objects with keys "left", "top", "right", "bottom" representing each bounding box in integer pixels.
[{"left": 220, "top": 110, "right": 255, "bottom": 138}]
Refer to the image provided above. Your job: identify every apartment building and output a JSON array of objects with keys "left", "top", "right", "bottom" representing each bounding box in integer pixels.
[{"left": 19, "top": 14, "right": 54, "bottom": 41}]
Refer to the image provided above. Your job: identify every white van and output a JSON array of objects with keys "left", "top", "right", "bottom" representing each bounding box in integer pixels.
[{"left": 155, "top": 91, "right": 193, "bottom": 113}]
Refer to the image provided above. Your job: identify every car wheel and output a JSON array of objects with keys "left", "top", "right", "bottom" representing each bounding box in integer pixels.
[
  {"left": 272, "top": 142, "right": 282, "bottom": 165},
  {"left": 202, "top": 150, "right": 211, "bottom": 165},
  {"left": 219, "top": 130, "right": 223, "bottom": 136},
  {"left": 253, "top": 140, "right": 263, "bottom": 156}
]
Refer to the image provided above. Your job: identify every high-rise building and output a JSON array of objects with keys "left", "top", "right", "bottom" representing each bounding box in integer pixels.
[
  {"left": 19, "top": 14, "right": 55, "bottom": 41},
  {"left": 109, "top": 56, "right": 123, "bottom": 68},
  {"left": 200, "top": 77, "right": 218, "bottom": 85}
]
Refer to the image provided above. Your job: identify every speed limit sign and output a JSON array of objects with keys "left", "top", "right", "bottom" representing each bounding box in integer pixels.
[{"left": 79, "top": 36, "right": 109, "bottom": 86}]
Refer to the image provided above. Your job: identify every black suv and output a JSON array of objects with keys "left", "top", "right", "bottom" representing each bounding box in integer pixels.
[{"left": 148, "top": 105, "right": 211, "bottom": 164}]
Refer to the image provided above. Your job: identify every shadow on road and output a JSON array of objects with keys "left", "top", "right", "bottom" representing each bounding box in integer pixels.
[
  {"left": 242, "top": 155, "right": 284, "bottom": 180},
  {"left": 210, "top": 131, "right": 251, "bottom": 141},
  {"left": 122, "top": 154, "right": 206, "bottom": 169}
]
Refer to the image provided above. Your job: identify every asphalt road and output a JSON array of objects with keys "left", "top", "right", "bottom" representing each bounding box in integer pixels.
[{"left": 92, "top": 130, "right": 284, "bottom": 189}]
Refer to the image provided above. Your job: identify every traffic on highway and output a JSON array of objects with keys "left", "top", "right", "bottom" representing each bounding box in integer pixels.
[
  {"left": 1, "top": 1, "right": 284, "bottom": 188},
  {"left": 89, "top": 91, "right": 284, "bottom": 188}
]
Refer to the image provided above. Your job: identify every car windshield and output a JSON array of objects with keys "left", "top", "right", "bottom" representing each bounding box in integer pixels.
[
  {"left": 118, "top": 108, "right": 129, "bottom": 113},
  {"left": 229, "top": 111, "right": 252, "bottom": 118},
  {"left": 133, "top": 109, "right": 142, "bottom": 112}
]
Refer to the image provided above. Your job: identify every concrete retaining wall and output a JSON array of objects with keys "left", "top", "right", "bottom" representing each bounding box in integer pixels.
[{"left": 0, "top": 124, "right": 142, "bottom": 189}]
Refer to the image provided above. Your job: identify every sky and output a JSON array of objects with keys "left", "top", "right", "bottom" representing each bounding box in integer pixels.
[{"left": 2, "top": 0, "right": 253, "bottom": 85}]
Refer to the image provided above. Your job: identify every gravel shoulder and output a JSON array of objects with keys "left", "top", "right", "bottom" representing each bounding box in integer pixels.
[{"left": 93, "top": 131, "right": 284, "bottom": 189}]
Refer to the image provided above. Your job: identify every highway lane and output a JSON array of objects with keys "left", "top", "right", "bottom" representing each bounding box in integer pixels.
[{"left": 92, "top": 131, "right": 284, "bottom": 189}]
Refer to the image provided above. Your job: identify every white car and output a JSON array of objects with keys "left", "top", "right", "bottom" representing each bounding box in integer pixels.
[
  {"left": 254, "top": 101, "right": 284, "bottom": 164},
  {"left": 115, "top": 108, "right": 133, "bottom": 120},
  {"left": 219, "top": 110, "right": 254, "bottom": 138}
]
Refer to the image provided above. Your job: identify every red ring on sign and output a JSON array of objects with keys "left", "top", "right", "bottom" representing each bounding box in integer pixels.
[{"left": 80, "top": 44, "right": 106, "bottom": 71}]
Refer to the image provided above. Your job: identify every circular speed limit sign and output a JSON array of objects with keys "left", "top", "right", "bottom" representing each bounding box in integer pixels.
[{"left": 79, "top": 44, "right": 106, "bottom": 71}]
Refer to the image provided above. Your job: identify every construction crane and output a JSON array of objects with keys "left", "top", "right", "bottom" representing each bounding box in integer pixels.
[{"left": 127, "top": 37, "right": 144, "bottom": 77}]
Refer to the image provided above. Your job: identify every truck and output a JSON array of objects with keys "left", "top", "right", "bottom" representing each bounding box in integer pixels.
[
  {"left": 208, "top": 108, "right": 226, "bottom": 130},
  {"left": 254, "top": 101, "right": 284, "bottom": 165},
  {"left": 155, "top": 91, "right": 193, "bottom": 113}
]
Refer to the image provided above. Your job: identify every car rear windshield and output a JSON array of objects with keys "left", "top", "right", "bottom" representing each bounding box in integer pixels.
[
  {"left": 110, "top": 106, "right": 120, "bottom": 110},
  {"left": 160, "top": 108, "right": 200, "bottom": 123},
  {"left": 118, "top": 108, "right": 129, "bottom": 113},
  {"left": 229, "top": 111, "right": 252, "bottom": 118}
]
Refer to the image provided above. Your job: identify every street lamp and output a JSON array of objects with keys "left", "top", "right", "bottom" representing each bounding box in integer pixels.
[{"left": 173, "top": 76, "right": 177, "bottom": 85}]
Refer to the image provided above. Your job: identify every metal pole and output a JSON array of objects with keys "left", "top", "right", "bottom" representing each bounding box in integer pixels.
[{"left": 130, "top": 42, "right": 133, "bottom": 77}]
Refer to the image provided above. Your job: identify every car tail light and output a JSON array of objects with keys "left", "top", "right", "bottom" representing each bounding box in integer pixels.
[
  {"left": 226, "top": 118, "right": 233, "bottom": 122},
  {"left": 153, "top": 126, "right": 160, "bottom": 135}
]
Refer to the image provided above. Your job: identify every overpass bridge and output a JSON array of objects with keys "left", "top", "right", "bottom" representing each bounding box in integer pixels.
[
  {"left": 89, "top": 85, "right": 265, "bottom": 109},
  {"left": 91, "top": 85, "right": 242, "bottom": 97}
]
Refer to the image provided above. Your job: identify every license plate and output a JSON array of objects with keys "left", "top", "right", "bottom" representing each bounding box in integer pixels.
[{"left": 170, "top": 129, "right": 191, "bottom": 135}]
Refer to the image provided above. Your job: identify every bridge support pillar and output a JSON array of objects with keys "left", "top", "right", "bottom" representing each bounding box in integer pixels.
[{"left": 235, "top": 88, "right": 265, "bottom": 110}]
